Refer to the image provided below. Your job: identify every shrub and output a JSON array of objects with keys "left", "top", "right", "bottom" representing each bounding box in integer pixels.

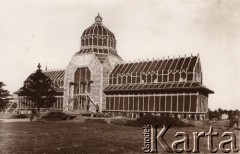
[
  {"left": 126, "top": 114, "right": 188, "bottom": 127},
  {"left": 84, "top": 118, "right": 107, "bottom": 123},
  {"left": 41, "top": 111, "right": 68, "bottom": 121},
  {"left": 11, "top": 114, "right": 29, "bottom": 119}
]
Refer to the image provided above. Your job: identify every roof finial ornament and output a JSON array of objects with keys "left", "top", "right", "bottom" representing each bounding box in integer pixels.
[
  {"left": 38, "top": 63, "right": 41, "bottom": 69},
  {"left": 95, "top": 13, "right": 102, "bottom": 24}
]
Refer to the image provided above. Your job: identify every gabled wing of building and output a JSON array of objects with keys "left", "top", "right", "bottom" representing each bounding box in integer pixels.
[{"left": 104, "top": 55, "right": 213, "bottom": 94}]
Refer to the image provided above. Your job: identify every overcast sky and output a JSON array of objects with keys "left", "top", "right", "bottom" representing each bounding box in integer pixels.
[{"left": 0, "top": 0, "right": 239, "bottom": 110}]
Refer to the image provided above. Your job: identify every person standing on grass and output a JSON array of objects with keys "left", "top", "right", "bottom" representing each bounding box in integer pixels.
[{"left": 30, "top": 109, "right": 36, "bottom": 122}]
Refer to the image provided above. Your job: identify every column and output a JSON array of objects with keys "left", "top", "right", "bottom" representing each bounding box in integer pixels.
[
  {"left": 159, "top": 94, "right": 161, "bottom": 112},
  {"left": 148, "top": 95, "right": 150, "bottom": 111},
  {"left": 113, "top": 94, "right": 115, "bottom": 111},
  {"left": 128, "top": 96, "right": 130, "bottom": 111},
  {"left": 170, "top": 94, "right": 173, "bottom": 113},
  {"left": 189, "top": 93, "right": 191, "bottom": 112},
  {"left": 196, "top": 92, "right": 199, "bottom": 113},
  {"left": 183, "top": 93, "right": 185, "bottom": 112},
  {"left": 177, "top": 93, "right": 179, "bottom": 112},
  {"left": 153, "top": 93, "right": 156, "bottom": 112},
  {"left": 165, "top": 94, "right": 166, "bottom": 112},
  {"left": 138, "top": 94, "right": 139, "bottom": 111}
]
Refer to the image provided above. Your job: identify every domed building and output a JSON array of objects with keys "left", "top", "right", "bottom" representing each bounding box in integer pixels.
[{"left": 15, "top": 14, "right": 213, "bottom": 120}]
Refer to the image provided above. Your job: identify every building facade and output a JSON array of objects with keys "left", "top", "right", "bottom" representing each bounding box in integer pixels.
[{"left": 16, "top": 14, "right": 213, "bottom": 119}]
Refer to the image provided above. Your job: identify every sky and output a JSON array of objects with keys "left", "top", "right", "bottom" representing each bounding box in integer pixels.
[{"left": 0, "top": 0, "right": 239, "bottom": 110}]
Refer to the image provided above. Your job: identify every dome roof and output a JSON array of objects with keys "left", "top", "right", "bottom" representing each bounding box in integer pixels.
[
  {"left": 80, "top": 13, "right": 116, "bottom": 50},
  {"left": 76, "top": 14, "right": 121, "bottom": 63}
]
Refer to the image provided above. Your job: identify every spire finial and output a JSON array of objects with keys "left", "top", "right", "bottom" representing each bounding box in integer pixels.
[
  {"left": 38, "top": 63, "right": 41, "bottom": 69},
  {"left": 95, "top": 13, "right": 102, "bottom": 24}
]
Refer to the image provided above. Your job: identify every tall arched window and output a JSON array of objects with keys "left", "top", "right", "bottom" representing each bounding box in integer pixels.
[
  {"left": 122, "top": 76, "right": 126, "bottom": 84},
  {"left": 127, "top": 75, "right": 131, "bottom": 84},
  {"left": 98, "top": 38, "right": 103, "bottom": 46},
  {"left": 169, "top": 72, "right": 174, "bottom": 82},
  {"left": 85, "top": 38, "right": 88, "bottom": 46},
  {"left": 181, "top": 71, "right": 187, "bottom": 82},
  {"left": 108, "top": 39, "right": 111, "bottom": 47},
  {"left": 118, "top": 76, "right": 122, "bottom": 84},
  {"left": 74, "top": 67, "right": 91, "bottom": 94},
  {"left": 142, "top": 74, "right": 147, "bottom": 83},
  {"left": 103, "top": 38, "right": 107, "bottom": 46},
  {"left": 175, "top": 72, "right": 180, "bottom": 82},
  {"left": 147, "top": 74, "right": 152, "bottom": 83},
  {"left": 93, "top": 37, "right": 97, "bottom": 46},
  {"left": 89, "top": 38, "right": 93, "bottom": 46},
  {"left": 152, "top": 73, "right": 157, "bottom": 83}
]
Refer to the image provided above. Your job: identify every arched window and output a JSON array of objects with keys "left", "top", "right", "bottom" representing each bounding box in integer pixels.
[
  {"left": 112, "top": 41, "right": 115, "bottom": 48},
  {"left": 110, "top": 41, "right": 113, "bottom": 48},
  {"left": 54, "top": 80, "right": 58, "bottom": 88},
  {"left": 180, "top": 71, "right": 186, "bottom": 82},
  {"left": 98, "top": 38, "right": 103, "bottom": 46},
  {"left": 108, "top": 39, "right": 111, "bottom": 47},
  {"left": 85, "top": 39, "right": 88, "bottom": 46},
  {"left": 175, "top": 72, "right": 180, "bottom": 82},
  {"left": 147, "top": 74, "right": 152, "bottom": 83},
  {"left": 61, "top": 80, "right": 64, "bottom": 87},
  {"left": 157, "top": 73, "right": 162, "bottom": 82},
  {"left": 152, "top": 73, "right": 157, "bottom": 83},
  {"left": 187, "top": 73, "right": 193, "bottom": 81},
  {"left": 109, "top": 77, "right": 113, "bottom": 84},
  {"left": 169, "top": 72, "right": 174, "bottom": 82},
  {"left": 118, "top": 76, "right": 122, "bottom": 84},
  {"left": 122, "top": 76, "right": 126, "bottom": 84},
  {"left": 103, "top": 38, "right": 107, "bottom": 46},
  {"left": 74, "top": 67, "right": 91, "bottom": 94},
  {"left": 89, "top": 38, "right": 93, "bottom": 46},
  {"left": 93, "top": 37, "right": 97, "bottom": 46},
  {"left": 127, "top": 75, "right": 131, "bottom": 84},
  {"left": 58, "top": 80, "right": 60, "bottom": 87},
  {"left": 113, "top": 77, "right": 117, "bottom": 84},
  {"left": 142, "top": 74, "right": 147, "bottom": 83}
]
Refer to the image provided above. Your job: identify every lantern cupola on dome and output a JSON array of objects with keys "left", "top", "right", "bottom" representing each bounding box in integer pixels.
[
  {"left": 95, "top": 13, "right": 102, "bottom": 24},
  {"left": 76, "top": 13, "right": 120, "bottom": 63}
]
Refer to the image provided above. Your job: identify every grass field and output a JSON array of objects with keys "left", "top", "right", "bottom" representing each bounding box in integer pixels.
[{"left": 0, "top": 119, "right": 239, "bottom": 153}]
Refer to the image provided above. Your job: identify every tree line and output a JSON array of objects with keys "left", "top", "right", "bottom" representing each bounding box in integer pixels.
[{"left": 208, "top": 108, "right": 240, "bottom": 120}]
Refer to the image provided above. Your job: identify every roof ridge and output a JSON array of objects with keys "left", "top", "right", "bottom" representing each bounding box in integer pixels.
[
  {"left": 121, "top": 54, "right": 199, "bottom": 64},
  {"left": 43, "top": 68, "right": 65, "bottom": 72}
]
